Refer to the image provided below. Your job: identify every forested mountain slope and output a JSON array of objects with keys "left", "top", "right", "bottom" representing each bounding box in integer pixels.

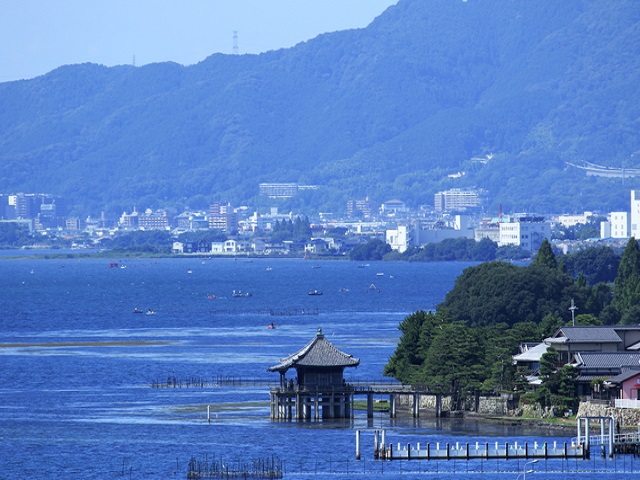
[{"left": 1, "top": 0, "right": 639, "bottom": 215}]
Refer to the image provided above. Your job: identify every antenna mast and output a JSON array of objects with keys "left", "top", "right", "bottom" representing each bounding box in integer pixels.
[
  {"left": 233, "top": 31, "right": 239, "bottom": 55},
  {"left": 569, "top": 299, "right": 578, "bottom": 326}
]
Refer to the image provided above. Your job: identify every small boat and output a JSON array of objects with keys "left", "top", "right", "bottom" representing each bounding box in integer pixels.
[
  {"left": 376, "top": 272, "right": 384, "bottom": 276},
  {"left": 187, "top": 269, "right": 193, "bottom": 274},
  {"left": 267, "top": 322, "right": 276, "bottom": 329},
  {"left": 146, "top": 309, "right": 156, "bottom": 315},
  {"left": 207, "top": 294, "right": 217, "bottom": 299},
  {"left": 311, "top": 265, "right": 321, "bottom": 269},
  {"left": 133, "top": 307, "right": 143, "bottom": 314},
  {"left": 339, "top": 287, "right": 350, "bottom": 292},
  {"left": 232, "top": 290, "right": 252, "bottom": 298},
  {"left": 308, "top": 290, "right": 322, "bottom": 296},
  {"left": 266, "top": 267, "right": 272, "bottom": 271}
]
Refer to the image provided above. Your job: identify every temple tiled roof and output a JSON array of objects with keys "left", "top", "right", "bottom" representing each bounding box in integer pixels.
[{"left": 268, "top": 328, "right": 360, "bottom": 373}]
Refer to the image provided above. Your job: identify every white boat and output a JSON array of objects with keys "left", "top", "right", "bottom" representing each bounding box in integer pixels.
[{"left": 232, "top": 290, "right": 252, "bottom": 298}]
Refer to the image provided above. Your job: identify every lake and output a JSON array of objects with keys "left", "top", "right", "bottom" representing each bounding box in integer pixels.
[{"left": 0, "top": 256, "right": 635, "bottom": 479}]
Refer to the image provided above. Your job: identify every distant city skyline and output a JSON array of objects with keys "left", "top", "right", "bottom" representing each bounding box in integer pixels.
[{"left": 0, "top": 0, "right": 398, "bottom": 82}]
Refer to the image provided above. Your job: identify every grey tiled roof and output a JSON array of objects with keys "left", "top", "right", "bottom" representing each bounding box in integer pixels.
[
  {"left": 607, "top": 368, "right": 640, "bottom": 384},
  {"left": 548, "top": 326, "right": 622, "bottom": 344},
  {"left": 574, "top": 352, "right": 640, "bottom": 369},
  {"left": 268, "top": 328, "right": 360, "bottom": 373}
]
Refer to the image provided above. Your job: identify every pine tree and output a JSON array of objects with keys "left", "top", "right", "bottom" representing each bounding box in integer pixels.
[
  {"left": 532, "top": 238, "right": 557, "bottom": 269},
  {"left": 613, "top": 237, "right": 640, "bottom": 317}
]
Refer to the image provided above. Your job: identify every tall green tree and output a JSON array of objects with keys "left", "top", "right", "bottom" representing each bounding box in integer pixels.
[
  {"left": 613, "top": 237, "right": 640, "bottom": 318},
  {"left": 418, "top": 322, "right": 487, "bottom": 410},
  {"left": 532, "top": 238, "right": 557, "bottom": 269},
  {"left": 383, "top": 311, "right": 436, "bottom": 383}
]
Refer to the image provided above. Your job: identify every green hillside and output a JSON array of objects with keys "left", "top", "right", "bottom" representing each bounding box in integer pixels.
[{"left": 1, "top": 0, "right": 639, "bottom": 216}]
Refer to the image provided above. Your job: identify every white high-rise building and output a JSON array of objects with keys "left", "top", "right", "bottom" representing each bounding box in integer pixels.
[{"left": 630, "top": 190, "right": 640, "bottom": 238}]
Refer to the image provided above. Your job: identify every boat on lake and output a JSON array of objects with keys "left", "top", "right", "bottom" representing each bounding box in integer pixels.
[
  {"left": 232, "top": 290, "right": 252, "bottom": 297},
  {"left": 308, "top": 290, "right": 322, "bottom": 296}
]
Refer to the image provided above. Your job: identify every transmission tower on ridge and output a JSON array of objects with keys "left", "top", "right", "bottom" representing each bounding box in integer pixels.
[{"left": 233, "top": 31, "right": 239, "bottom": 55}]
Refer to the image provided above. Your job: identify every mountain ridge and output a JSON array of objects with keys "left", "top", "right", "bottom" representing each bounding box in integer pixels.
[{"left": 1, "top": 0, "right": 639, "bottom": 216}]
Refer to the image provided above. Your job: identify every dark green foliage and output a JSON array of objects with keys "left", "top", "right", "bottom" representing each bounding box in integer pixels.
[
  {"left": 349, "top": 239, "right": 391, "bottom": 261},
  {"left": 559, "top": 246, "right": 619, "bottom": 285},
  {"left": 438, "top": 262, "right": 584, "bottom": 327},
  {"left": 532, "top": 239, "right": 557, "bottom": 269},
  {"left": 1, "top": 1, "right": 640, "bottom": 214},
  {"left": 419, "top": 322, "right": 487, "bottom": 410},
  {"left": 106, "top": 230, "right": 172, "bottom": 254},
  {"left": 612, "top": 237, "right": 640, "bottom": 316},
  {"left": 269, "top": 217, "right": 311, "bottom": 242},
  {"left": 398, "top": 237, "right": 497, "bottom": 262},
  {"left": 178, "top": 230, "right": 227, "bottom": 243},
  {"left": 384, "top": 312, "right": 541, "bottom": 405},
  {"left": 383, "top": 311, "right": 441, "bottom": 383},
  {"left": 495, "top": 246, "right": 530, "bottom": 261},
  {"left": 0, "top": 223, "right": 32, "bottom": 247}
]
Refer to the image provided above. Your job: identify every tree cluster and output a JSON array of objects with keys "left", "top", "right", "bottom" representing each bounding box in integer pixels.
[
  {"left": 349, "top": 239, "right": 392, "bottom": 261},
  {"left": 269, "top": 217, "right": 311, "bottom": 243},
  {"left": 383, "top": 238, "right": 639, "bottom": 413},
  {"left": 0, "top": 223, "right": 33, "bottom": 247}
]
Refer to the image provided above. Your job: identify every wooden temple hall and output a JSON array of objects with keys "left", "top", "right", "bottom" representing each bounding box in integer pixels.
[{"left": 268, "top": 328, "right": 360, "bottom": 420}]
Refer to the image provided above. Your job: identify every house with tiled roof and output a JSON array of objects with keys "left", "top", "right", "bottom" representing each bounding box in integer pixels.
[
  {"left": 545, "top": 326, "right": 640, "bottom": 363},
  {"left": 572, "top": 352, "right": 640, "bottom": 398},
  {"left": 512, "top": 325, "right": 640, "bottom": 401}
]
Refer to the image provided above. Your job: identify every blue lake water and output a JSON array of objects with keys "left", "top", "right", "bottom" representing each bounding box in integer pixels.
[{"left": 0, "top": 256, "right": 635, "bottom": 479}]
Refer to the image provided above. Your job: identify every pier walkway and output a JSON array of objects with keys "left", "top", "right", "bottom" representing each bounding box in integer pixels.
[{"left": 358, "top": 416, "right": 640, "bottom": 462}]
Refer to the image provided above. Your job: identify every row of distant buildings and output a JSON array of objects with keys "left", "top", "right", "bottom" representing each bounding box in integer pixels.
[
  {"left": 17, "top": 187, "right": 640, "bottom": 257},
  {"left": 0, "top": 187, "right": 489, "bottom": 233},
  {"left": 386, "top": 214, "right": 551, "bottom": 253}
]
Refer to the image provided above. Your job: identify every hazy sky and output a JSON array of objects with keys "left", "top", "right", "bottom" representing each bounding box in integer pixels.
[{"left": 0, "top": 0, "right": 398, "bottom": 83}]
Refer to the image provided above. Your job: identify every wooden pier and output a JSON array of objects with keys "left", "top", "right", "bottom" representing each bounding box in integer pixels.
[
  {"left": 270, "top": 382, "right": 442, "bottom": 421},
  {"left": 358, "top": 416, "right": 640, "bottom": 462},
  {"left": 270, "top": 386, "right": 353, "bottom": 420},
  {"left": 357, "top": 429, "right": 585, "bottom": 461}
]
